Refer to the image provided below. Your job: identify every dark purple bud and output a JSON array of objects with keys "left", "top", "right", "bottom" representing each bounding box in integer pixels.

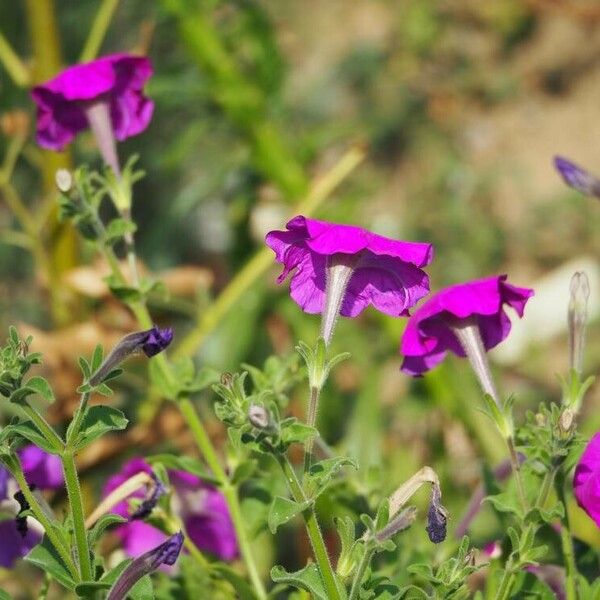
[
  {"left": 130, "top": 472, "right": 167, "bottom": 521},
  {"left": 89, "top": 326, "right": 173, "bottom": 385},
  {"left": 14, "top": 489, "right": 30, "bottom": 538},
  {"left": 425, "top": 483, "right": 448, "bottom": 544},
  {"left": 554, "top": 156, "right": 600, "bottom": 198},
  {"left": 141, "top": 326, "right": 173, "bottom": 358},
  {"left": 107, "top": 532, "right": 184, "bottom": 600}
]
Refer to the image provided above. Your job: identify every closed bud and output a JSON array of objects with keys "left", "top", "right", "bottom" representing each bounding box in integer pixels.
[
  {"left": 220, "top": 372, "right": 233, "bottom": 388},
  {"left": 425, "top": 483, "right": 448, "bottom": 544},
  {"left": 248, "top": 404, "right": 270, "bottom": 429},
  {"left": 568, "top": 271, "right": 590, "bottom": 374},
  {"left": 559, "top": 408, "right": 574, "bottom": 433},
  {"left": 55, "top": 169, "right": 73, "bottom": 193}
]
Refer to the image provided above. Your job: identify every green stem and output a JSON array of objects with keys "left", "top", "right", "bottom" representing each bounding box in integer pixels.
[
  {"left": 494, "top": 566, "right": 517, "bottom": 600},
  {"left": 535, "top": 468, "right": 556, "bottom": 510},
  {"left": 61, "top": 451, "right": 93, "bottom": 581},
  {"left": 555, "top": 474, "right": 578, "bottom": 600},
  {"left": 0, "top": 31, "right": 30, "bottom": 86},
  {"left": 179, "top": 398, "right": 267, "bottom": 600},
  {"left": 21, "top": 402, "right": 64, "bottom": 452},
  {"left": 348, "top": 547, "right": 374, "bottom": 600},
  {"left": 79, "top": 0, "right": 121, "bottom": 62},
  {"left": 278, "top": 455, "right": 342, "bottom": 600},
  {"left": 506, "top": 436, "right": 528, "bottom": 513},
  {"left": 9, "top": 460, "right": 79, "bottom": 580},
  {"left": 66, "top": 392, "right": 90, "bottom": 447},
  {"left": 303, "top": 386, "right": 320, "bottom": 473}
]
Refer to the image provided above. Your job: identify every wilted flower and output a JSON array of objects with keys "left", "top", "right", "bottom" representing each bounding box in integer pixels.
[
  {"left": 568, "top": 271, "right": 590, "bottom": 374},
  {"left": 89, "top": 326, "right": 173, "bottom": 386},
  {"left": 573, "top": 432, "right": 600, "bottom": 528},
  {"left": 107, "top": 532, "right": 184, "bottom": 600},
  {"left": 31, "top": 54, "right": 153, "bottom": 153},
  {"left": 0, "top": 446, "right": 63, "bottom": 568},
  {"left": 103, "top": 458, "right": 238, "bottom": 561},
  {"left": 554, "top": 156, "right": 600, "bottom": 198},
  {"left": 425, "top": 483, "right": 448, "bottom": 544},
  {"left": 400, "top": 275, "right": 533, "bottom": 389},
  {"left": 266, "top": 216, "right": 434, "bottom": 344}
]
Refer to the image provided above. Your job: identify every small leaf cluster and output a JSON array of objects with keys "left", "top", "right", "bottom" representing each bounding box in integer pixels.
[{"left": 0, "top": 327, "right": 42, "bottom": 400}]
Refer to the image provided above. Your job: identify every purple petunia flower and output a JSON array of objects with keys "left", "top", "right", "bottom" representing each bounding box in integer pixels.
[
  {"left": 573, "top": 432, "right": 600, "bottom": 528},
  {"left": 400, "top": 275, "right": 533, "bottom": 379},
  {"left": 103, "top": 458, "right": 238, "bottom": 562},
  {"left": 0, "top": 445, "right": 64, "bottom": 568},
  {"left": 554, "top": 156, "right": 600, "bottom": 198},
  {"left": 266, "top": 215, "right": 434, "bottom": 343},
  {"left": 31, "top": 53, "right": 153, "bottom": 152}
]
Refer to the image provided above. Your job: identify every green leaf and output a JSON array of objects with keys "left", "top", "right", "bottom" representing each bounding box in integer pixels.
[
  {"left": 213, "top": 565, "right": 258, "bottom": 600},
  {"left": 0, "top": 420, "right": 61, "bottom": 454},
  {"left": 268, "top": 495, "right": 312, "bottom": 533},
  {"left": 72, "top": 405, "right": 128, "bottom": 451},
  {"left": 87, "top": 513, "right": 127, "bottom": 548},
  {"left": 146, "top": 453, "right": 219, "bottom": 485},
  {"left": 306, "top": 457, "right": 357, "bottom": 497},
  {"left": 0, "top": 591, "right": 13, "bottom": 600},
  {"left": 279, "top": 418, "right": 317, "bottom": 446},
  {"left": 78, "top": 357, "right": 91, "bottom": 380},
  {"left": 231, "top": 459, "right": 257, "bottom": 485},
  {"left": 148, "top": 359, "right": 178, "bottom": 400},
  {"left": 91, "top": 344, "right": 104, "bottom": 372},
  {"left": 129, "top": 575, "right": 154, "bottom": 600},
  {"left": 25, "top": 535, "right": 77, "bottom": 591},
  {"left": 271, "top": 564, "right": 328, "bottom": 600},
  {"left": 9, "top": 376, "right": 55, "bottom": 404},
  {"left": 104, "top": 218, "right": 137, "bottom": 245}
]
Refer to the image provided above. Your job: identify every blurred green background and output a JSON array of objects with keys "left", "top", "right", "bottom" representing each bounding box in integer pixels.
[{"left": 1, "top": 0, "right": 600, "bottom": 593}]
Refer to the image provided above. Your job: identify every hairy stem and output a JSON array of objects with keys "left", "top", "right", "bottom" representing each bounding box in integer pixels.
[
  {"left": 555, "top": 473, "right": 578, "bottom": 600},
  {"left": 10, "top": 460, "right": 79, "bottom": 580},
  {"left": 21, "top": 402, "right": 64, "bottom": 452},
  {"left": 62, "top": 451, "right": 93, "bottom": 581},
  {"left": 348, "top": 547, "right": 374, "bottom": 600},
  {"left": 278, "top": 455, "right": 342, "bottom": 600},
  {"left": 303, "top": 386, "right": 321, "bottom": 473}
]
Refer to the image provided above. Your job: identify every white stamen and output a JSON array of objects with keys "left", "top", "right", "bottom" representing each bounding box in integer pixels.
[
  {"left": 84, "top": 100, "right": 121, "bottom": 178},
  {"left": 320, "top": 254, "right": 357, "bottom": 345},
  {"left": 450, "top": 318, "right": 500, "bottom": 406}
]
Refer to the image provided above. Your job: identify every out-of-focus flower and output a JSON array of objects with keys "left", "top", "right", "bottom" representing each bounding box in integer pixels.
[
  {"left": 266, "top": 215, "right": 433, "bottom": 343},
  {"left": 107, "top": 532, "right": 184, "bottom": 600},
  {"left": 554, "top": 156, "right": 600, "bottom": 199},
  {"left": 31, "top": 54, "right": 153, "bottom": 152},
  {"left": 103, "top": 458, "right": 238, "bottom": 561},
  {"left": 0, "top": 446, "right": 63, "bottom": 568},
  {"left": 573, "top": 432, "right": 600, "bottom": 528},
  {"left": 89, "top": 326, "right": 173, "bottom": 386},
  {"left": 400, "top": 275, "right": 533, "bottom": 379}
]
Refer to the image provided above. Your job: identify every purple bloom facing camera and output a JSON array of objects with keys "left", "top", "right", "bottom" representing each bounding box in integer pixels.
[
  {"left": 103, "top": 458, "right": 239, "bottom": 562},
  {"left": 0, "top": 446, "right": 63, "bottom": 568},
  {"left": 573, "top": 432, "right": 600, "bottom": 528},
  {"left": 31, "top": 53, "right": 153, "bottom": 151},
  {"left": 400, "top": 275, "right": 533, "bottom": 377},
  {"left": 266, "top": 215, "right": 433, "bottom": 343}
]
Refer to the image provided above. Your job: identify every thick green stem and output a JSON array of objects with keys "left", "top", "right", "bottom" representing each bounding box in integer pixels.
[
  {"left": 506, "top": 436, "right": 528, "bottom": 513},
  {"left": 303, "top": 386, "right": 320, "bottom": 473},
  {"left": 61, "top": 451, "right": 93, "bottom": 581},
  {"left": 494, "top": 566, "right": 517, "bottom": 600},
  {"left": 278, "top": 455, "right": 342, "bottom": 600},
  {"left": 10, "top": 460, "right": 79, "bottom": 580},
  {"left": 0, "top": 31, "right": 30, "bottom": 86},
  {"left": 21, "top": 402, "right": 64, "bottom": 452},
  {"left": 348, "top": 547, "right": 374, "bottom": 600},
  {"left": 79, "top": 0, "right": 121, "bottom": 62},
  {"left": 555, "top": 474, "right": 578, "bottom": 600},
  {"left": 66, "top": 392, "right": 90, "bottom": 447},
  {"left": 179, "top": 398, "right": 267, "bottom": 599}
]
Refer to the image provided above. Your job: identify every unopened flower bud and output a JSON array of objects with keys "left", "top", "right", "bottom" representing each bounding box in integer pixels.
[
  {"left": 554, "top": 156, "right": 600, "bottom": 199},
  {"left": 248, "top": 404, "right": 270, "bottom": 429},
  {"left": 220, "top": 372, "right": 233, "bottom": 388},
  {"left": 535, "top": 412, "right": 547, "bottom": 427},
  {"left": 425, "top": 483, "right": 448, "bottom": 544},
  {"left": 55, "top": 169, "right": 73, "bottom": 193},
  {"left": 89, "top": 326, "right": 173, "bottom": 386},
  {"left": 568, "top": 271, "right": 590, "bottom": 374},
  {"left": 559, "top": 408, "right": 575, "bottom": 433}
]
